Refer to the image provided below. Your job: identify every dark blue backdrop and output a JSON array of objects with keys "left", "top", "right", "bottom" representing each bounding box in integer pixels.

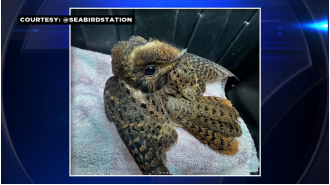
[{"left": 2, "top": 0, "right": 329, "bottom": 184}]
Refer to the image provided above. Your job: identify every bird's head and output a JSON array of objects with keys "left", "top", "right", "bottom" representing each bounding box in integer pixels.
[{"left": 111, "top": 35, "right": 186, "bottom": 93}]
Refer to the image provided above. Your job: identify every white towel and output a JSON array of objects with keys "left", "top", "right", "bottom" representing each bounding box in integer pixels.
[{"left": 70, "top": 46, "right": 259, "bottom": 175}]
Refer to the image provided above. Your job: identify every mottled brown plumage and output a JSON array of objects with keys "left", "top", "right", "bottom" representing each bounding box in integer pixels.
[{"left": 104, "top": 36, "right": 242, "bottom": 175}]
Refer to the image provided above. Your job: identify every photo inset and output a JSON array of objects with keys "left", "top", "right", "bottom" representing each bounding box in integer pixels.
[{"left": 70, "top": 8, "right": 260, "bottom": 176}]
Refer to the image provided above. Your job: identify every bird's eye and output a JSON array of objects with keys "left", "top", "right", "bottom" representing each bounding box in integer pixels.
[{"left": 145, "top": 66, "right": 156, "bottom": 76}]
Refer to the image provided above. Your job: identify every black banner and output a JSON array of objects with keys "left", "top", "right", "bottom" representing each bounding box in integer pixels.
[{"left": 18, "top": 15, "right": 135, "bottom": 25}]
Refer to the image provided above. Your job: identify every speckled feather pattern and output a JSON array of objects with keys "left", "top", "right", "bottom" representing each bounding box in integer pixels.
[
  {"left": 70, "top": 46, "right": 259, "bottom": 175},
  {"left": 108, "top": 36, "right": 244, "bottom": 174}
]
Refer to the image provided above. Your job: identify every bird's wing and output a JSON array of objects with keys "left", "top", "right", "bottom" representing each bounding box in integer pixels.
[
  {"left": 183, "top": 53, "right": 239, "bottom": 82},
  {"left": 104, "top": 76, "right": 172, "bottom": 175},
  {"left": 166, "top": 96, "right": 241, "bottom": 155},
  {"left": 166, "top": 95, "right": 242, "bottom": 137}
]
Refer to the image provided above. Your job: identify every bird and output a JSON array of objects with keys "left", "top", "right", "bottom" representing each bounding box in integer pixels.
[{"left": 104, "top": 35, "right": 242, "bottom": 175}]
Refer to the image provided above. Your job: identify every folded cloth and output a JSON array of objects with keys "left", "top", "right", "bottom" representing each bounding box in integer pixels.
[{"left": 70, "top": 46, "right": 259, "bottom": 175}]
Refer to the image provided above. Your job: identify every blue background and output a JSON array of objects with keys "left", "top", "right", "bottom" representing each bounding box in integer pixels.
[{"left": 2, "top": 0, "right": 329, "bottom": 184}]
